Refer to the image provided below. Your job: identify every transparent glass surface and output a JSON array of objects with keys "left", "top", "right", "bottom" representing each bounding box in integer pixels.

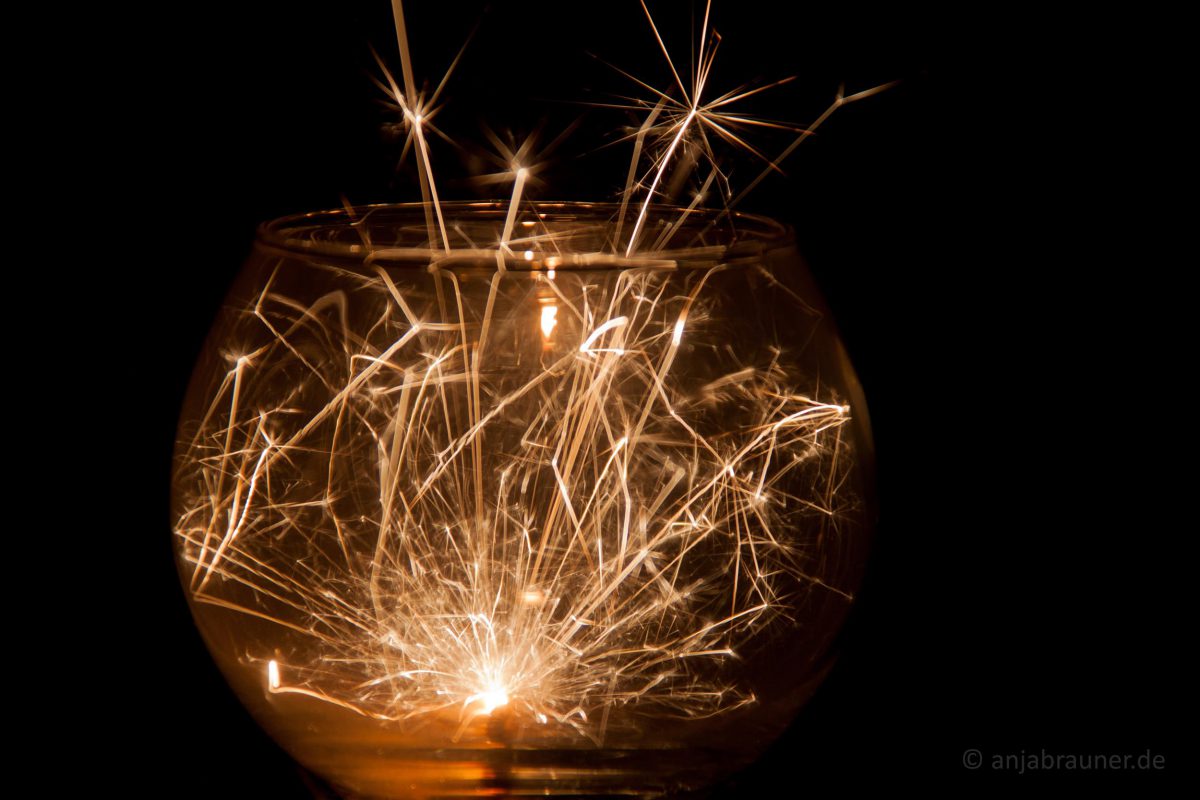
[{"left": 172, "top": 202, "right": 875, "bottom": 798}]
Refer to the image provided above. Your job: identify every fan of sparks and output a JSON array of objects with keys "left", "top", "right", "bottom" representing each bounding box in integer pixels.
[{"left": 172, "top": 0, "right": 875, "bottom": 743}]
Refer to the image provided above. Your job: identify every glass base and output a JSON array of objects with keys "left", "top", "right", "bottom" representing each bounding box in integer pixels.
[{"left": 312, "top": 746, "right": 740, "bottom": 799}]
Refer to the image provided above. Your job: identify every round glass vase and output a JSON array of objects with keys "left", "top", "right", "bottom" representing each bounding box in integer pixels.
[{"left": 172, "top": 201, "right": 874, "bottom": 798}]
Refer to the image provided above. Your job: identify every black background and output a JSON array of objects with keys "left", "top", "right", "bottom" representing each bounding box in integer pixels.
[{"left": 70, "top": 0, "right": 1178, "bottom": 795}]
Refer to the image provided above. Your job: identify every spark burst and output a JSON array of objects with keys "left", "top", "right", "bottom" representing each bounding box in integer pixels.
[{"left": 172, "top": 0, "right": 875, "bottom": 747}]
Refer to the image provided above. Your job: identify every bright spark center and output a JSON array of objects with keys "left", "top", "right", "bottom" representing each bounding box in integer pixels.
[{"left": 478, "top": 685, "right": 509, "bottom": 714}]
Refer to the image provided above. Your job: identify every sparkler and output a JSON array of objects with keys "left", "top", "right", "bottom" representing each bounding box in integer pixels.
[{"left": 172, "top": 1, "right": 879, "bottom": 794}]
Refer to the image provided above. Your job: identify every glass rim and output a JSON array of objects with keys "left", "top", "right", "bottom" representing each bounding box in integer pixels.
[{"left": 257, "top": 200, "right": 794, "bottom": 271}]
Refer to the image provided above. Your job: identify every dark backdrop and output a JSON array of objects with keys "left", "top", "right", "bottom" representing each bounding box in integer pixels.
[{"left": 81, "top": 1, "right": 1176, "bottom": 795}]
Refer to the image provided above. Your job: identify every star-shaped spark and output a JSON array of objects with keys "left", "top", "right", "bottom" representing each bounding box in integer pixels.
[
  {"left": 597, "top": 1, "right": 897, "bottom": 255},
  {"left": 606, "top": 0, "right": 804, "bottom": 254}
]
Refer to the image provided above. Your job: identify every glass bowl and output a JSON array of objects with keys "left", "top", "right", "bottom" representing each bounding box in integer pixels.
[{"left": 172, "top": 201, "right": 874, "bottom": 798}]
